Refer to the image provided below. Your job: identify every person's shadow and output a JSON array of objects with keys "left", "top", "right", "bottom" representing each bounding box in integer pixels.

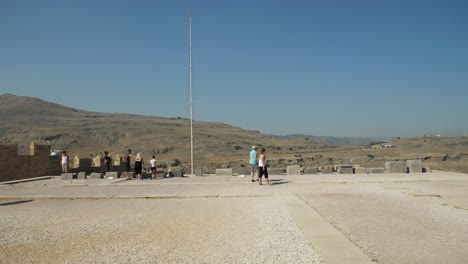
[
  {"left": 269, "top": 179, "right": 289, "bottom": 185},
  {"left": 0, "top": 200, "right": 33, "bottom": 206}
]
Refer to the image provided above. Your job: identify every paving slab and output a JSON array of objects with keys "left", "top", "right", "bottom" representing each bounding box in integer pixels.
[{"left": 277, "top": 194, "right": 374, "bottom": 264}]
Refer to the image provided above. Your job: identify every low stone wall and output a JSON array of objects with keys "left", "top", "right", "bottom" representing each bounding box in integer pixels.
[
  {"left": 0, "top": 141, "right": 61, "bottom": 182},
  {"left": 216, "top": 168, "right": 233, "bottom": 176}
]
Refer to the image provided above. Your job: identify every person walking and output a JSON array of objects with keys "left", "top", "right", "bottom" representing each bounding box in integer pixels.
[
  {"left": 104, "top": 151, "right": 112, "bottom": 173},
  {"left": 249, "top": 146, "right": 258, "bottom": 182},
  {"left": 134, "top": 153, "right": 144, "bottom": 181},
  {"left": 258, "top": 147, "right": 270, "bottom": 185},
  {"left": 61, "top": 151, "right": 69, "bottom": 173},
  {"left": 123, "top": 149, "right": 132, "bottom": 179},
  {"left": 150, "top": 155, "right": 157, "bottom": 179}
]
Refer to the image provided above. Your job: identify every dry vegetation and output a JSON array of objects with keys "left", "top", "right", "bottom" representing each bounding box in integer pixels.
[{"left": 1, "top": 94, "right": 467, "bottom": 173}]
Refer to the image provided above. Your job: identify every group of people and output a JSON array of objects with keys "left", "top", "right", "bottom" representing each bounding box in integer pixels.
[
  {"left": 60, "top": 149, "right": 158, "bottom": 181},
  {"left": 249, "top": 145, "right": 270, "bottom": 185},
  {"left": 61, "top": 146, "right": 268, "bottom": 183},
  {"left": 123, "top": 149, "right": 158, "bottom": 180}
]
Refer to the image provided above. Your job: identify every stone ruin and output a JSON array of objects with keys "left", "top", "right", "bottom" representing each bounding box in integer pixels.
[
  {"left": 0, "top": 141, "right": 431, "bottom": 182},
  {"left": 0, "top": 141, "right": 181, "bottom": 182},
  {"left": 0, "top": 141, "right": 61, "bottom": 182}
]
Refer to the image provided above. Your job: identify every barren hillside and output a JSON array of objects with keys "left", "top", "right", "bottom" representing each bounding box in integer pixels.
[{"left": 1, "top": 94, "right": 467, "bottom": 173}]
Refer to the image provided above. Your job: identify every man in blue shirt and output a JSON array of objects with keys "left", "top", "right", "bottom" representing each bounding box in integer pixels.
[{"left": 249, "top": 146, "right": 258, "bottom": 182}]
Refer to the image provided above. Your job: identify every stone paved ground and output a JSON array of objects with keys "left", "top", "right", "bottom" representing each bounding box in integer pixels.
[{"left": 1, "top": 171, "right": 468, "bottom": 264}]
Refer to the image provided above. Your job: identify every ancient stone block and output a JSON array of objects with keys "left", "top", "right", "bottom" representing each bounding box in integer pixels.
[
  {"left": 385, "top": 161, "right": 406, "bottom": 173},
  {"left": 139, "top": 172, "right": 150, "bottom": 179},
  {"left": 367, "top": 168, "right": 385, "bottom": 174},
  {"left": 77, "top": 172, "right": 86, "bottom": 179},
  {"left": 104, "top": 172, "right": 118, "bottom": 178},
  {"left": 195, "top": 167, "right": 204, "bottom": 176},
  {"left": 321, "top": 168, "right": 333, "bottom": 174},
  {"left": 89, "top": 173, "right": 103, "bottom": 179},
  {"left": 338, "top": 164, "right": 353, "bottom": 169},
  {"left": 216, "top": 168, "right": 233, "bottom": 176},
  {"left": 287, "top": 165, "right": 301, "bottom": 175},
  {"left": 238, "top": 169, "right": 250, "bottom": 176},
  {"left": 304, "top": 168, "right": 318, "bottom": 174},
  {"left": 338, "top": 168, "right": 354, "bottom": 174},
  {"left": 61, "top": 173, "right": 76, "bottom": 179},
  {"left": 354, "top": 167, "right": 366, "bottom": 174},
  {"left": 73, "top": 156, "right": 80, "bottom": 169},
  {"left": 113, "top": 154, "right": 120, "bottom": 166},
  {"left": 172, "top": 169, "right": 184, "bottom": 177},
  {"left": 268, "top": 168, "right": 284, "bottom": 175},
  {"left": 406, "top": 160, "right": 422, "bottom": 173},
  {"left": 92, "top": 155, "right": 101, "bottom": 167}
]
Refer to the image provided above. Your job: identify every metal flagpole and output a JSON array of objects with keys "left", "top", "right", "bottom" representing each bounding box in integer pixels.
[{"left": 189, "top": 10, "right": 194, "bottom": 175}]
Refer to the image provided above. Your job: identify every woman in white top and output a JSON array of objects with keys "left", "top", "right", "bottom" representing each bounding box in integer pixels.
[
  {"left": 150, "top": 155, "right": 157, "bottom": 179},
  {"left": 134, "top": 153, "right": 144, "bottom": 181},
  {"left": 61, "top": 151, "right": 69, "bottom": 173},
  {"left": 258, "top": 147, "right": 270, "bottom": 185}
]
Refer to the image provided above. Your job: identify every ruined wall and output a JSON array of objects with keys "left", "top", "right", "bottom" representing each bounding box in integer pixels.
[
  {"left": 0, "top": 141, "right": 61, "bottom": 182},
  {"left": 0, "top": 141, "right": 130, "bottom": 182},
  {"left": 70, "top": 156, "right": 126, "bottom": 175}
]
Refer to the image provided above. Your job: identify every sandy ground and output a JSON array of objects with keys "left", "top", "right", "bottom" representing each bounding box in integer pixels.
[{"left": 1, "top": 172, "right": 468, "bottom": 264}]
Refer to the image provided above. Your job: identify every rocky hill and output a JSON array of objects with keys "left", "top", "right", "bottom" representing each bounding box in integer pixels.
[
  {"left": 1, "top": 94, "right": 467, "bottom": 173},
  {"left": 0, "top": 94, "right": 329, "bottom": 170}
]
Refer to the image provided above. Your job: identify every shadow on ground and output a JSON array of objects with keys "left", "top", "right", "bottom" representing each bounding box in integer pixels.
[{"left": 0, "top": 199, "right": 34, "bottom": 206}]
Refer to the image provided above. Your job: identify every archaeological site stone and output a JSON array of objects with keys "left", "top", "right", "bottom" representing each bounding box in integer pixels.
[
  {"left": 238, "top": 169, "right": 250, "bottom": 176},
  {"left": 321, "top": 168, "right": 333, "bottom": 174},
  {"left": 61, "top": 173, "right": 76, "bottom": 179},
  {"left": 337, "top": 165, "right": 353, "bottom": 174},
  {"left": 385, "top": 161, "right": 406, "bottom": 173},
  {"left": 77, "top": 172, "right": 86, "bottom": 179},
  {"left": 287, "top": 165, "right": 301, "bottom": 175},
  {"left": 89, "top": 173, "right": 103, "bottom": 179},
  {"left": 216, "top": 168, "right": 233, "bottom": 176},
  {"left": 195, "top": 167, "right": 204, "bottom": 176},
  {"left": 406, "top": 160, "right": 423, "bottom": 173},
  {"left": 367, "top": 168, "right": 385, "bottom": 174},
  {"left": 338, "top": 168, "right": 354, "bottom": 174},
  {"left": 268, "top": 168, "right": 284, "bottom": 175},
  {"left": 171, "top": 169, "right": 184, "bottom": 177},
  {"left": 104, "top": 172, "right": 118, "bottom": 178},
  {"left": 304, "top": 168, "right": 318, "bottom": 174},
  {"left": 354, "top": 167, "right": 367, "bottom": 174}
]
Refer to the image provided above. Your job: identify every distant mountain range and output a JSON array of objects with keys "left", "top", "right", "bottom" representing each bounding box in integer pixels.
[{"left": 272, "top": 134, "right": 388, "bottom": 146}]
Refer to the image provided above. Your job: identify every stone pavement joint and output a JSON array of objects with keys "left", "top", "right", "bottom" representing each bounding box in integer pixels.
[{"left": 277, "top": 194, "right": 375, "bottom": 264}]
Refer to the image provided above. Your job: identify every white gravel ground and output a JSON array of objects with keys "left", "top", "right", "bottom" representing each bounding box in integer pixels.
[
  {"left": 0, "top": 198, "right": 321, "bottom": 264},
  {"left": 2, "top": 172, "right": 468, "bottom": 264}
]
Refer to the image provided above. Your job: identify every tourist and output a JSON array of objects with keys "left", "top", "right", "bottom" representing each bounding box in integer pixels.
[
  {"left": 150, "top": 155, "right": 157, "bottom": 179},
  {"left": 249, "top": 146, "right": 258, "bottom": 182},
  {"left": 258, "top": 147, "right": 270, "bottom": 185},
  {"left": 134, "top": 153, "right": 144, "bottom": 181},
  {"left": 123, "top": 149, "right": 132, "bottom": 179},
  {"left": 104, "top": 151, "right": 112, "bottom": 173},
  {"left": 61, "top": 151, "right": 69, "bottom": 173}
]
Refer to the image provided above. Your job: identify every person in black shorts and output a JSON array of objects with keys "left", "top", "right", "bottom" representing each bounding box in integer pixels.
[
  {"left": 104, "top": 151, "right": 112, "bottom": 173},
  {"left": 123, "top": 149, "right": 132, "bottom": 179},
  {"left": 258, "top": 147, "right": 270, "bottom": 185},
  {"left": 134, "top": 153, "right": 144, "bottom": 181}
]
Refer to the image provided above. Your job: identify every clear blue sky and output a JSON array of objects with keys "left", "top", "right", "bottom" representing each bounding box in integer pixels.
[{"left": 1, "top": 0, "right": 467, "bottom": 137}]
